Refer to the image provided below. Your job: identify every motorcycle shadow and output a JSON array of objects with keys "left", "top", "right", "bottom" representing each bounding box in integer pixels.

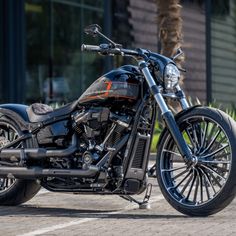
[{"left": 0, "top": 205, "right": 191, "bottom": 219}]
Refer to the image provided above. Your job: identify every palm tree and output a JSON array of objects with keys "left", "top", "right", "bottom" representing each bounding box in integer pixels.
[
  {"left": 156, "top": 0, "right": 184, "bottom": 67},
  {"left": 156, "top": 0, "right": 184, "bottom": 110}
]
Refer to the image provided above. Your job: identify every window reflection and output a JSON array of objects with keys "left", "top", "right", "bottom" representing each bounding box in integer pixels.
[{"left": 25, "top": 0, "right": 103, "bottom": 104}]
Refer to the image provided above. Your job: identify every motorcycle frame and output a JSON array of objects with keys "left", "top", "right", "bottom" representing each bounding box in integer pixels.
[
  {"left": 0, "top": 75, "right": 190, "bottom": 187},
  {"left": 0, "top": 24, "right": 195, "bottom": 193}
]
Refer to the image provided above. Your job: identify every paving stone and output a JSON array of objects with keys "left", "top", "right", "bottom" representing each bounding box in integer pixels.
[{"left": 0, "top": 173, "right": 235, "bottom": 236}]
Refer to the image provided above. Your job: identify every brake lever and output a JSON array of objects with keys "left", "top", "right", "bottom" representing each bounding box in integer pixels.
[
  {"left": 98, "top": 44, "right": 123, "bottom": 56},
  {"left": 172, "top": 48, "right": 186, "bottom": 72},
  {"left": 178, "top": 67, "right": 186, "bottom": 73},
  {"left": 172, "top": 48, "right": 184, "bottom": 61}
]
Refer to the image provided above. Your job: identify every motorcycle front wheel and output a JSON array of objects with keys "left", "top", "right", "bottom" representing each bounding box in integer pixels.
[{"left": 156, "top": 107, "right": 236, "bottom": 216}]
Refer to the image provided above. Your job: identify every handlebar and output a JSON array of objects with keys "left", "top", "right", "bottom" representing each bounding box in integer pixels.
[
  {"left": 81, "top": 43, "right": 141, "bottom": 58},
  {"left": 81, "top": 44, "right": 101, "bottom": 52}
]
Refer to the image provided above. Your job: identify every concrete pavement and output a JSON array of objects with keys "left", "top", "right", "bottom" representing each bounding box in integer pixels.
[{"left": 0, "top": 175, "right": 235, "bottom": 236}]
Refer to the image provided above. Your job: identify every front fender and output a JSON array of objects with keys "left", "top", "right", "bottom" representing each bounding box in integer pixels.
[
  {"left": 0, "top": 104, "right": 30, "bottom": 131},
  {"left": 156, "top": 105, "right": 202, "bottom": 149}
]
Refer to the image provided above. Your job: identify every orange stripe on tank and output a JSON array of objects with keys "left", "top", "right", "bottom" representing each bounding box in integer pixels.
[{"left": 104, "top": 81, "right": 113, "bottom": 97}]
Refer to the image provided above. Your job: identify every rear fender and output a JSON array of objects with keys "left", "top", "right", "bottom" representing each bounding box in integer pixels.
[{"left": 0, "top": 104, "right": 30, "bottom": 131}]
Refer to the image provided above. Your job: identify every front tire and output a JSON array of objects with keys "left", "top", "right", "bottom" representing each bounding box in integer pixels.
[
  {"left": 156, "top": 107, "right": 236, "bottom": 216},
  {"left": 0, "top": 117, "right": 41, "bottom": 205}
]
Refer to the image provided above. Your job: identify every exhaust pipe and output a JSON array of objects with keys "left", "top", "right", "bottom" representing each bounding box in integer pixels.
[
  {"left": 0, "top": 165, "right": 99, "bottom": 179},
  {"left": 0, "top": 135, "right": 77, "bottom": 162},
  {"left": 0, "top": 146, "right": 77, "bottom": 162},
  {"left": 0, "top": 135, "right": 99, "bottom": 179}
]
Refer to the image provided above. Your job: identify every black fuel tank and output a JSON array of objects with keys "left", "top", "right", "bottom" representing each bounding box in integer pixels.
[{"left": 78, "top": 65, "right": 141, "bottom": 105}]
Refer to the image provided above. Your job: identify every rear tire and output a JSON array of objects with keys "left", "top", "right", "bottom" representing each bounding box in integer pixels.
[
  {"left": 0, "top": 117, "right": 40, "bottom": 205},
  {"left": 156, "top": 107, "right": 236, "bottom": 216}
]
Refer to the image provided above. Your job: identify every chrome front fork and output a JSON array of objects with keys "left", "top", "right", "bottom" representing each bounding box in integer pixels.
[
  {"left": 139, "top": 61, "right": 193, "bottom": 163},
  {"left": 175, "top": 85, "right": 190, "bottom": 110}
]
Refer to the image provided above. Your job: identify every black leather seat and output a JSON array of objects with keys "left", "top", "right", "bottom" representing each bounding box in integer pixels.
[{"left": 26, "top": 100, "right": 79, "bottom": 123}]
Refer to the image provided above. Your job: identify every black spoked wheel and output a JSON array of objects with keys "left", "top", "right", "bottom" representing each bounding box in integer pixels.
[
  {"left": 156, "top": 107, "right": 236, "bottom": 216},
  {"left": 0, "top": 121, "right": 21, "bottom": 193},
  {"left": 0, "top": 178, "right": 16, "bottom": 193},
  {"left": 0, "top": 118, "right": 40, "bottom": 205}
]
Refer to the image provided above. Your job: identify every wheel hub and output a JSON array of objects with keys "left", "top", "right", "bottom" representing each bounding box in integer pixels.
[{"left": 190, "top": 155, "right": 199, "bottom": 167}]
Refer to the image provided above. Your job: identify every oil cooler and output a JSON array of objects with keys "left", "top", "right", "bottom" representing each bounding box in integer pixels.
[{"left": 124, "top": 132, "right": 151, "bottom": 180}]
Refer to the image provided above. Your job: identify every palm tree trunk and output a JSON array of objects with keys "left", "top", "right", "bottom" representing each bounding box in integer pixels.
[
  {"left": 156, "top": 0, "right": 184, "bottom": 66},
  {"left": 156, "top": 0, "right": 184, "bottom": 111}
]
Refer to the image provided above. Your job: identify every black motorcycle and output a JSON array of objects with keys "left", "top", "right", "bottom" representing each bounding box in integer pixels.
[{"left": 0, "top": 24, "right": 235, "bottom": 216}]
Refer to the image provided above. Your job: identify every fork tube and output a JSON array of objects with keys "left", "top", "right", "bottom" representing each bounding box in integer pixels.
[
  {"left": 175, "top": 85, "right": 190, "bottom": 110},
  {"left": 139, "top": 61, "right": 193, "bottom": 163}
]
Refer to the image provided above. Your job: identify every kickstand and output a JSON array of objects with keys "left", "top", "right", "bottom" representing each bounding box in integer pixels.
[
  {"left": 120, "top": 183, "right": 152, "bottom": 209},
  {"left": 148, "top": 163, "right": 156, "bottom": 177}
]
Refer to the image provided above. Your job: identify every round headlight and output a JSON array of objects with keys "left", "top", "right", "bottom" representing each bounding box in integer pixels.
[{"left": 164, "top": 63, "right": 180, "bottom": 90}]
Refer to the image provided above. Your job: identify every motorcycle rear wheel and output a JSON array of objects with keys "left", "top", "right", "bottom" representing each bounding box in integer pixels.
[
  {"left": 0, "top": 117, "right": 40, "bottom": 206},
  {"left": 156, "top": 107, "right": 236, "bottom": 216}
]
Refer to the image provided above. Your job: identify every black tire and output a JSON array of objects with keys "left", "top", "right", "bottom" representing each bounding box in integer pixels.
[
  {"left": 0, "top": 117, "right": 41, "bottom": 206},
  {"left": 156, "top": 107, "right": 236, "bottom": 216}
]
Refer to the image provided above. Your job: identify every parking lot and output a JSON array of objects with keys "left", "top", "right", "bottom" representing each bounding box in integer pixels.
[{"left": 0, "top": 172, "right": 236, "bottom": 236}]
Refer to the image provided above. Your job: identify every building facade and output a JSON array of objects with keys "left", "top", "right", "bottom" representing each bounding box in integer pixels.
[{"left": 0, "top": 0, "right": 235, "bottom": 107}]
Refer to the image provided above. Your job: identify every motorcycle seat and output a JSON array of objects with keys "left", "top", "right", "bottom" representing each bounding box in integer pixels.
[{"left": 26, "top": 101, "right": 78, "bottom": 123}]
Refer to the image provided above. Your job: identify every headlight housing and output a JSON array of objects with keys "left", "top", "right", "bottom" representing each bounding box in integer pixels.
[{"left": 164, "top": 63, "right": 180, "bottom": 90}]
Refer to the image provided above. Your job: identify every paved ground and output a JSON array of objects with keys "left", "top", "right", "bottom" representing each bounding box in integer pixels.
[{"left": 0, "top": 168, "right": 236, "bottom": 236}]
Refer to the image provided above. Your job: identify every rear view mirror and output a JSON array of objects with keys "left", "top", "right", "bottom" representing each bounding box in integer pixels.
[
  {"left": 84, "top": 24, "right": 102, "bottom": 37},
  {"left": 83, "top": 24, "right": 120, "bottom": 48}
]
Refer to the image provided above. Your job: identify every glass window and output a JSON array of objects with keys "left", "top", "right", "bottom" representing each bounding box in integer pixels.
[
  {"left": 25, "top": 0, "right": 103, "bottom": 104},
  {"left": 211, "top": 0, "right": 236, "bottom": 106},
  {"left": 0, "top": 3, "right": 2, "bottom": 103}
]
